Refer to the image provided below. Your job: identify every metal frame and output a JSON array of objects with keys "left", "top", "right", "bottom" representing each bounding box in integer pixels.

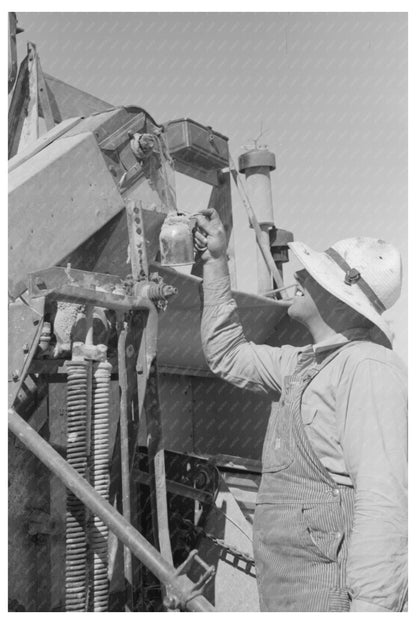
[
  {"left": 7, "top": 43, "right": 244, "bottom": 609},
  {"left": 8, "top": 409, "right": 215, "bottom": 612},
  {"left": 8, "top": 260, "right": 215, "bottom": 611}
]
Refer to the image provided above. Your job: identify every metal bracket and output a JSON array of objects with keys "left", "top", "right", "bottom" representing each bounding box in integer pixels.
[
  {"left": 164, "top": 549, "right": 215, "bottom": 610},
  {"left": 28, "top": 266, "right": 176, "bottom": 311}
]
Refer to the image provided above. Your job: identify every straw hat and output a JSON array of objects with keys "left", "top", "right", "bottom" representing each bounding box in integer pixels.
[{"left": 288, "top": 237, "right": 402, "bottom": 343}]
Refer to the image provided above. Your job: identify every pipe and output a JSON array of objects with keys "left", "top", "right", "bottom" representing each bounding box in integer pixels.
[
  {"left": 8, "top": 409, "right": 215, "bottom": 612},
  {"left": 117, "top": 321, "right": 133, "bottom": 609}
]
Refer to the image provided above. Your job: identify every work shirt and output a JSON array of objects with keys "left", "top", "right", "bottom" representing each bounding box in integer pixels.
[{"left": 201, "top": 274, "right": 408, "bottom": 612}]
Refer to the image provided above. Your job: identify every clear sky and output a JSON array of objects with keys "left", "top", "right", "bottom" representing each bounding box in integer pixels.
[{"left": 15, "top": 11, "right": 408, "bottom": 359}]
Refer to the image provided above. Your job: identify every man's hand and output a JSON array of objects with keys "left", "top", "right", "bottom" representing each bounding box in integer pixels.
[{"left": 194, "top": 208, "right": 227, "bottom": 263}]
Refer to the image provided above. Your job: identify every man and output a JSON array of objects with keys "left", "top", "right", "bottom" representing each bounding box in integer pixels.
[{"left": 194, "top": 208, "right": 407, "bottom": 612}]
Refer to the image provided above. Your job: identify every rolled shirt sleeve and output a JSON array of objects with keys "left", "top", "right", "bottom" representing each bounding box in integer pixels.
[
  {"left": 338, "top": 358, "right": 408, "bottom": 611},
  {"left": 201, "top": 274, "right": 290, "bottom": 397}
]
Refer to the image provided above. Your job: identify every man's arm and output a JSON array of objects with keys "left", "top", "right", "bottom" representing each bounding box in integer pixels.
[
  {"left": 195, "top": 208, "right": 292, "bottom": 396},
  {"left": 338, "top": 358, "right": 408, "bottom": 612}
]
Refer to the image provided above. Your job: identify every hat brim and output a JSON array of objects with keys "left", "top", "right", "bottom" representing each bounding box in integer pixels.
[{"left": 288, "top": 241, "right": 393, "bottom": 345}]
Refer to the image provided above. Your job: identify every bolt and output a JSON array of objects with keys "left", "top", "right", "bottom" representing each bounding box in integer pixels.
[
  {"left": 162, "top": 285, "right": 178, "bottom": 298},
  {"left": 12, "top": 370, "right": 20, "bottom": 382},
  {"left": 163, "top": 594, "right": 179, "bottom": 610},
  {"left": 22, "top": 344, "right": 29, "bottom": 353}
]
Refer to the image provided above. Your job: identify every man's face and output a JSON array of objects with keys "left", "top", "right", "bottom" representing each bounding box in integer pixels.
[{"left": 287, "top": 269, "right": 328, "bottom": 325}]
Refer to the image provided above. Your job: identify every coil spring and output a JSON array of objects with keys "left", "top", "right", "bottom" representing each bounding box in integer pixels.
[
  {"left": 65, "top": 361, "right": 89, "bottom": 612},
  {"left": 90, "top": 361, "right": 112, "bottom": 612}
]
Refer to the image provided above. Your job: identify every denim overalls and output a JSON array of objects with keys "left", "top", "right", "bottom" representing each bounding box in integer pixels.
[{"left": 253, "top": 344, "right": 355, "bottom": 611}]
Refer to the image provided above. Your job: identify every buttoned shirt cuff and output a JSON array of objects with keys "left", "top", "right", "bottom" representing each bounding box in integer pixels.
[
  {"left": 202, "top": 275, "right": 233, "bottom": 306},
  {"left": 350, "top": 598, "right": 393, "bottom": 612}
]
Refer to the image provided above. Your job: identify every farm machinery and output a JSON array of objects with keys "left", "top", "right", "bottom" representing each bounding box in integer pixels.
[{"left": 8, "top": 13, "right": 307, "bottom": 612}]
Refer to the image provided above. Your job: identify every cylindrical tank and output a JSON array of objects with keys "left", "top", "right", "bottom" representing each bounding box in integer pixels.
[{"left": 238, "top": 148, "right": 276, "bottom": 294}]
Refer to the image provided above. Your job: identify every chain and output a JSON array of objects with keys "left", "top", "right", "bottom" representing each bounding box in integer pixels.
[
  {"left": 181, "top": 518, "right": 255, "bottom": 570},
  {"left": 205, "top": 533, "right": 255, "bottom": 568}
]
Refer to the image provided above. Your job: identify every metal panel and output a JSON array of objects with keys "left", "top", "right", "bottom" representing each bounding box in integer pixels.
[
  {"left": 60, "top": 207, "right": 165, "bottom": 278},
  {"left": 8, "top": 131, "right": 125, "bottom": 298},
  {"left": 8, "top": 297, "right": 45, "bottom": 407},
  {"left": 158, "top": 374, "right": 194, "bottom": 453},
  {"left": 191, "top": 376, "right": 270, "bottom": 460},
  {"left": 152, "top": 264, "right": 289, "bottom": 374},
  {"left": 44, "top": 73, "right": 112, "bottom": 122},
  {"left": 8, "top": 116, "right": 83, "bottom": 173}
]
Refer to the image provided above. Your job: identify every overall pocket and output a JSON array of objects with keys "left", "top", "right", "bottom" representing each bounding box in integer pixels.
[
  {"left": 297, "top": 503, "right": 344, "bottom": 563},
  {"left": 261, "top": 400, "right": 294, "bottom": 472}
]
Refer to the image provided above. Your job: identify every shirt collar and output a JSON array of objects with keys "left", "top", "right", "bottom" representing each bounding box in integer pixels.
[{"left": 299, "top": 328, "right": 371, "bottom": 355}]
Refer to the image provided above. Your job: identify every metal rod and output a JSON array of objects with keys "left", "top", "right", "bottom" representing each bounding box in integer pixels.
[
  {"left": 135, "top": 470, "right": 213, "bottom": 504},
  {"left": 262, "top": 283, "right": 297, "bottom": 296},
  {"left": 117, "top": 320, "right": 133, "bottom": 610},
  {"left": 85, "top": 306, "right": 94, "bottom": 346},
  {"left": 8, "top": 408, "right": 215, "bottom": 612},
  {"left": 144, "top": 361, "right": 175, "bottom": 610}
]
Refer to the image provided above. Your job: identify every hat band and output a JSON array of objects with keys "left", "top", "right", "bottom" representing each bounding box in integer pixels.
[{"left": 325, "top": 247, "right": 386, "bottom": 314}]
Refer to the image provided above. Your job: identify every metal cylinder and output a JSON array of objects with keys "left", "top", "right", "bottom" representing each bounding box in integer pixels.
[
  {"left": 238, "top": 149, "right": 276, "bottom": 227},
  {"left": 238, "top": 148, "right": 277, "bottom": 294}
]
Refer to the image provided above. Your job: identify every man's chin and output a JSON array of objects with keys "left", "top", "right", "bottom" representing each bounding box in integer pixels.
[
  {"left": 287, "top": 302, "right": 306, "bottom": 324},
  {"left": 287, "top": 303, "right": 297, "bottom": 319}
]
